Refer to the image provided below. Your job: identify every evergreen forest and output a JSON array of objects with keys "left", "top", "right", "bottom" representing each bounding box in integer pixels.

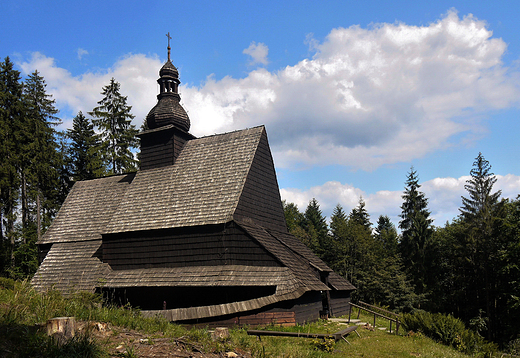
[
  {"left": 0, "top": 57, "right": 137, "bottom": 279},
  {"left": 1, "top": 56, "right": 520, "bottom": 349}
]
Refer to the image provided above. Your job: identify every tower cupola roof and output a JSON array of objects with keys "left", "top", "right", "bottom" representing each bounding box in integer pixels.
[{"left": 146, "top": 33, "right": 190, "bottom": 132}]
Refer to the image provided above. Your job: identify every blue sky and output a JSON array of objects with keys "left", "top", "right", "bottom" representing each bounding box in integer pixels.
[{"left": 2, "top": 0, "right": 520, "bottom": 227}]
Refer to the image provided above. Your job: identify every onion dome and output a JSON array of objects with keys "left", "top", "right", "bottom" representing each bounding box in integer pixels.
[{"left": 146, "top": 39, "right": 190, "bottom": 132}]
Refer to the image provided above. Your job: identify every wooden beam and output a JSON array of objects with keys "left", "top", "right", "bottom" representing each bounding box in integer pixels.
[{"left": 247, "top": 325, "right": 357, "bottom": 342}]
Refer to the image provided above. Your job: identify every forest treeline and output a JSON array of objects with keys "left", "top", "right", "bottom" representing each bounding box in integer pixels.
[
  {"left": 1, "top": 56, "right": 520, "bottom": 347},
  {"left": 0, "top": 57, "right": 138, "bottom": 279},
  {"left": 284, "top": 157, "right": 520, "bottom": 346}
]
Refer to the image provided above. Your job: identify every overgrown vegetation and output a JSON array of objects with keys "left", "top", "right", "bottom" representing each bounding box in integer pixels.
[
  {"left": 283, "top": 154, "right": 520, "bottom": 349},
  {"left": 401, "top": 310, "right": 497, "bottom": 356},
  {"left": 2, "top": 280, "right": 504, "bottom": 357}
]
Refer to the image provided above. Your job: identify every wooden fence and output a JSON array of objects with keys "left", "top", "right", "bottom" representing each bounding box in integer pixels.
[{"left": 348, "top": 301, "right": 400, "bottom": 334}]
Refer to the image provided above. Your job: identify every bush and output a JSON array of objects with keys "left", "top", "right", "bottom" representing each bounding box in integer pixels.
[
  {"left": 0, "top": 277, "right": 15, "bottom": 290},
  {"left": 401, "top": 310, "right": 497, "bottom": 356}
]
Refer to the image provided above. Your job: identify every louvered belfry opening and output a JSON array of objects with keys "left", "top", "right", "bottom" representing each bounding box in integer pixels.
[{"left": 138, "top": 45, "right": 195, "bottom": 170}]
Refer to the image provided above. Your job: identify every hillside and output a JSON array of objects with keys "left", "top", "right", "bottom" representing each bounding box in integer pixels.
[{"left": 0, "top": 288, "right": 479, "bottom": 358}]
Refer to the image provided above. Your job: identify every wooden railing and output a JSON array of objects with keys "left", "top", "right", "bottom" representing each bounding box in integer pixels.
[{"left": 348, "top": 301, "right": 400, "bottom": 334}]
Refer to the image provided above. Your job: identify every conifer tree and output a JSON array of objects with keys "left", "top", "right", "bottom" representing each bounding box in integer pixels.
[
  {"left": 0, "top": 57, "right": 23, "bottom": 272},
  {"left": 460, "top": 152, "right": 502, "bottom": 230},
  {"left": 303, "top": 198, "right": 328, "bottom": 256},
  {"left": 330, "top": 204, "right": 348, "bottom": 242},
  {"left": 21, "top": 70, "right": 62, "bottom": 241},
  {"left": 329, "top": 204, "right": 349, "bottom": 276},
  {"left": 459, "top": 153, "right": 503, "bottom": 340},
  {"left": 375, "top": 215, "right": 398, "bottom": 257},
  {"left": 282, "top": 200, "right": 320, "bottom": 256},
  {"left": 67, "top": 111, "right": 103, "bottom": 180},
  {"left": 89, "top": 78, "right": 138, "bottom": 174},
  {"left": 282, "top": 200, "right": 305, "bottom": 233},
  {"left": 399, "top": 167, "right": 433, "bottom": 294},
  {"left": 350, "top": 197, "right": 371, "bottom": 229}
]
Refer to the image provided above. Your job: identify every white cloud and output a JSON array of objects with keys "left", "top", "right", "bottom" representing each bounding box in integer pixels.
[
  {"left": 16, "top": 10, "right": 520, "bottom": 172},
  {"left": 18, "top": 52, "right": 161, "bottom": 129},
  {"left": 77, "top": 48, "right": 88, "bottom": 60},
  {"left": 243, "top": 41, "right": 269, "bottom": 66},
  {"left": 280, "top": 174, "right": 520, "bottom": 228},
  {"left": 185, "top": 10, "right": 520, "bottom": 170},
  {"left": 281, "top": 181, "right": 364, "bottom": 213}
]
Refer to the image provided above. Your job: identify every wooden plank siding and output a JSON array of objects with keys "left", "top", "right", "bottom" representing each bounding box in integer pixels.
[
  {"left": 102, "top": 223, "right": 282, "bottom": 270},
  {"left": 175, "top": 292, "right": 323, "bottom": 327},
  {"left": 234, "top": 130, "right": 288, "bottom": 232},
  {"left": 329, "top": 291, "right": 352, "bottom": 317},
  {"left": 138, "top": 125, "right": 195, "bottom": 171}
]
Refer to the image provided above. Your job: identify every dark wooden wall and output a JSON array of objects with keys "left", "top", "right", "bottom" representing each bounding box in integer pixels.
[
  {"left": 180, "top": 291, "right": 323, "bottom": 327},
  {"left": 291, "top": 291, "right": 323, "bottom": 324},
  {"left": 38, "top": 243, "right": 53, "bottom": 265},
  {"left": 138, "top": 126, "right": 192, "bottom": 170},
  {"left": 234, "top": 130, "right": 288, "bottom": 233},
  {"left": 329, "top": 291, "right": 351, "bottom": 317},
  {"left": 103, "top": 286, "right": 277, "bottom": 311},
  {"left": 102, "top": 223, "right": 281, "bottom": 269}
]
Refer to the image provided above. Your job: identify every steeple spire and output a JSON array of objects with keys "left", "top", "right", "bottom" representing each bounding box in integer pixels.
[
  {"left": 144, "top": 34, "right": 190, "bottom": 132},
  {"left": 166, "top": 32, "right": 172, "bottom": 62}
]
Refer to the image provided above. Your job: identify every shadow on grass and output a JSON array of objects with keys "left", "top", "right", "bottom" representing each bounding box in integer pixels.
[{"left": 0, "top": 323, "right": 105, "bottom": 358}]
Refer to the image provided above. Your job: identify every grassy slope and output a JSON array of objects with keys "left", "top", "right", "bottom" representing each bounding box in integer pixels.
[
  {"left": 239, "top": 314, "right": 474, "bottom": 358},
  {"left": 0, "top": 280, "right": 486, "bottom": 357}
]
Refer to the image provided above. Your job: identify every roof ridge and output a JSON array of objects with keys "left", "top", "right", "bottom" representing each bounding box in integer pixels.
[
  {"left": 229, "top": 127, "right": 265, "bottom": 217},
  {"left": 267, "top": 229, "right": 332, "bottom": 272},
  {"left": 194, "top": 125, "right": 265, "bottom": 141},
  {"left": 234, "top": 219, "right": 329, "bottom": 292}
]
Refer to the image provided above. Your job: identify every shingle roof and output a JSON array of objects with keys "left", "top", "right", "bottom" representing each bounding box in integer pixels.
[
  {"left": 38, "top": 173, "right": 135, "bottom": 244},
  {"left": 104, "top": 265, "right": 301, "bottom": 294},
  {"left": 105, "top": 126, "right": 266, "bottom": 234},
  {"left": 33, "top": 124, "right": 355, "bottom": 309},
  {"left": 269, "top": 230, "right": 356, "bottom": 291},
  {"left": 31, "top": 240, "right": 109, "bottom": 292},
  {"left": 106, "top": 265, "right": 309, "bottom": 321},
  {"left": 236, "top": 219, "right": 330, "bottom": 292},
  {"left": 237, "top": 221, "right": 356, "bottom": 292}
]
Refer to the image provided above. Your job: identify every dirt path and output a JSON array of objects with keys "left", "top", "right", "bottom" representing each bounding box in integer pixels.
[{"left": 79, "top": 322, "right": 252, "bottom": 358}]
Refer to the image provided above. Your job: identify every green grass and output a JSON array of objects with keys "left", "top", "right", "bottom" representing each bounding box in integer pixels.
[
  {"left": 0, "top": 280, "right": 507, "bottom": 357},
  {"left": 235, "top": 313, "right": 479, "bottom": 358}
]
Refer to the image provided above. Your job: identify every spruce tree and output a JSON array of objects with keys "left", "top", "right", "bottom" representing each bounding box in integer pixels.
[
  {"left": 22, "top": 70, "right": 62, "bottom": 241},
  {"left": 282, "top": 200, "right": 305, "bottom": 233},
  {"left": 67, "top": 111, "right": 103, "bottom": 180},
  {"left": 303, "top": 198, "right": 328, "bottom": 256},
  {"left": 0, "top": 57, "right": 23, "bottom": 273},
  {"left": 282, "top": 200, "right": 318, "bottom": 254},
  {"left": 350, "top": 197, "right": 371, "bottom": 229},
  {"left": 329, "top": 204, "right": 349, "bottom": 277},
  {"left": 375, "top": 215, "right": 398, "bottom": 257},
  {"left": 89, "top": 78, "right": 138, "bottom": 174},
  {"left": 460, "top": 152, "right": 501, "bottom": 230},
  {"left": 459, "top": 153, "right": 502, "bottom": 340},
  {"left": 399, "top": 167, "right": 433, "bottom": 294}
]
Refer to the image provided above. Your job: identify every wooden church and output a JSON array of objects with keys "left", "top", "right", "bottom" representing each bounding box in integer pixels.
[{"left": 32, "top": 43, "right": 355, "bottom": 326}]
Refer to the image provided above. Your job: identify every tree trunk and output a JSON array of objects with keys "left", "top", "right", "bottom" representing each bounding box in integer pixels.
[
  {"left": 8, "top": 188, "right": 15, "bottom": 270},
  {"left": 46, "top": 317, "right": 76, "bottom": 344},
  {"left": 37, "top": 192, "right": 41, "bottom": 242},
  {"left": 21, "top": 172, "right": 27, "bottom": 239}
]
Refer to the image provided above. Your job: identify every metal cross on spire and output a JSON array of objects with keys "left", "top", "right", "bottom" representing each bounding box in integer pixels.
[{"left": 166, "top": 32, "right": 172, "bottom": 61}]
